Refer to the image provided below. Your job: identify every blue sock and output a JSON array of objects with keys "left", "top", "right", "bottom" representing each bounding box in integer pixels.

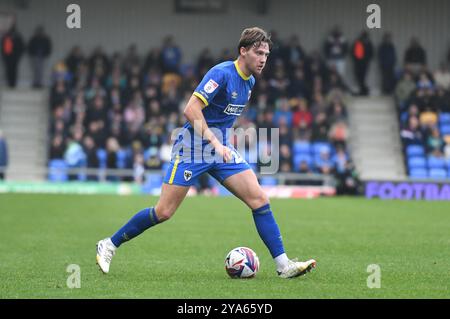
[
  {"left": 252, "top": 204, "right": 285, "bottom": 258},
  {"left": 110, "top": 207, "right": 160, "bottom": 247}
]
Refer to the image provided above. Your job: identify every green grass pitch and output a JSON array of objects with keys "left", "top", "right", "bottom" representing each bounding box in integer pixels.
[{"left": 0, "top": 193, "right": 449, "bottom": 298}]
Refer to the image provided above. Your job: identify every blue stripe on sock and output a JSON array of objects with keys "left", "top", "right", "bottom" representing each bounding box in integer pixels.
[
  {"left": 149, "top": 207, "right": 159, "bottom": 226},
  {"left": 252, "top": 203, "right": 271, "bottom": 215}
]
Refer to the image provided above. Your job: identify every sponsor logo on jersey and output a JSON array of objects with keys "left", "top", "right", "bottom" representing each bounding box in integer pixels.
[
  {"left": 184, "top": 170, "right": 192, "bottom": 181},
  {"left": 231, "top": 91, "right": 238, "bottom": 99},
  {"left": 223, "top": 104, "right": 246, "bottom": 116},
  {"left": 204, "top": 79, "right": 219, "bottom": 94}
]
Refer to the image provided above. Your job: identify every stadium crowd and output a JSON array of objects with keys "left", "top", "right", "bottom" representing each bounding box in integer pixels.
[
  {"left": 49, "top": 28, "right": 417, "bottom": 192},
  {"left": 397, "top": 38, "right": 450, "bottom": 179}
]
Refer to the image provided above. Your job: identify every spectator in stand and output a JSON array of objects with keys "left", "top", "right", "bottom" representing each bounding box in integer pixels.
[
  {"left": 435, "top": 87, "right": 450, "bottom": 113},
  {"left": 268, "top": 63, "right": 289, "bottom": 102},
  {"left": 327, "top": 100, "right": 348, "bottom": 125},
  {"left": 444, "top": 138, "right": 450, "bottom": 160},
  {"left": 279, "top": 144, "right": 292, "bottom": 172},
  {"left": 264, "top": 30, "right": 284, "bottom": 77},
  {"left": 288, "top": 67, "right": 310, "bottom": 99},
  {"left": 351, "top": 31, "right": 374, "bottom": 96},
  {"left": 133, "top": 153, "right": 145, "bottom": 184},
  {"left": 160, "top": 35, "right": 182, "bottom": 74},
  {"left": 49, "top": 134, "right": 66, "bottom": 160},
  {"left": 197, "top": 48, "right": 215, "bottom": 78},
  {"left": 273, "top": 97, "right": 293, "bottom": 127},
  {"left": 433, "top": 63, "right": 450, "bottom": 90},
  {"left": 124, "top": 91, "right": 145, "bottom": 141},
  {"left": 311, "top": 112, "right": 329, "bottom": 142},
  {"left": 217, "top": 48, "right": 234, "bottom": 64},
  {"left": 335, "top": 161, "right": 360, "bottom": 195},
  {"left": 28, "top": 26, "right": 52, "bottom": 88},
  {"left": 400, "top": 104, "right": 420, "bottom": 125},
  {"left": 64, "top": 129, "right": 86, "bottom": 181},
  {"left": 310, "top": 92, "right": 327, "bottom": 118},
  {"left": 400, "top": 116, "right": 424, "bottom": 146},
  {"left": 82, "top": 135, "right": 99, "bottom": 181},
  {"left": 1, "top": 22, "right": 25, "bottom": 88},
  {"left": 123, "top": 44, "right": 141, "bottom": 74},
  {"left": 333, "top": 145, "right": 349, "bottom": 175},
  {"left": 315, "top": 149, "right": 334, "bottom": 175},
  {"left": 89, "top": 46, "right": 110, "bottom": 80},
  {"left": 65, "top": 46, "right": 85, "bottom": 77},
  {"left": 419, "top": 106, "right": 438, "bottom": 131},
  {"left": 278, "top": 118, "right": 293, "bottom": 147},
  {"left": 329, "top": 120, "right": 349, "bottom": 149},
  {"left": 282, "top": 35, "right": 306, "bottom": 70},
  {"left": 106, "top": 137, "right": 120, "bottom": 181},
  {"left": 395, "top": 72, "right": 416, "bottom": 107},
  {"left": 297, "top": 160, "right": 312, "bottom": 174},
  {"left": 292, "top": 98, "right": 312, "bottom": 128},
  {"left": 323, "top": 25, "right": 348, "bottom": 79},
  {"left": 426, "top": 127, "right": 444, "bottom": 155},
  {"left": 144, "top": 146, "right": 162, "bottom": 170},
  {"left": 143, "top": 48, "right": 162, "bottom": 73},
  {"left": 417, "top": 72, "right": 433, "bottom": 90},
  {"left": 378, "top": 32, "right": 397, "bottom": 94},
  {"left": 0, "top": 129, "right": 8, "bottom": 180},
  {"left": 50, "top": 78, "right": 69, "bottom": 108},
  {"left": 404, "top": 37, "right": 427, "bottom": 74}
]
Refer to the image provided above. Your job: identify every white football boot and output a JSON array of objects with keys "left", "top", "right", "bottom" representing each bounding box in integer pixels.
[
  {"left": 277, "top": 258, "right": 316, "bottom": 278},
  {"left": 96, "top": 238, "right": 116, "bottom": 274}
]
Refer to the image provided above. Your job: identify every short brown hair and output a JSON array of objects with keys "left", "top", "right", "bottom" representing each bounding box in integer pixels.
[{"left": 238, "top": 27, "right": 272, "bottom": 55}]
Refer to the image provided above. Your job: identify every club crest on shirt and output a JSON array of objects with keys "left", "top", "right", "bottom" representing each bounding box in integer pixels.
[
  {"left": 184, "top": 170, "right": 192, "bottom": 181},
  {"left": 204, "top": 79, "right": 219, "bottom": 94}
]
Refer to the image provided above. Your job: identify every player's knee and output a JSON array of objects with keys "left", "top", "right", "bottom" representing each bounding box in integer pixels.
[
  {"left": 251, "top": 192, "right": 270, "bottom": 210},
  {"left": 155, "top": 205, "right": 176, "bottom": 222}
]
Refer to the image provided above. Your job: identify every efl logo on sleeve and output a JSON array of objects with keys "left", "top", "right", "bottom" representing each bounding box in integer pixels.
[{"left": 204, "top": 79, "right": 219, "bottom": 93}]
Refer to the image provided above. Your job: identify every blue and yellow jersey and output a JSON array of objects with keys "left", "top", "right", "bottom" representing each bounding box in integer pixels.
[{"left": 178, "top": 60, "right": 255, "bottom": 148}]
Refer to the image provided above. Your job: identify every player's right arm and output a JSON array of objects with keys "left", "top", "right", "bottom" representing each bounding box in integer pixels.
[
  {"left": 183, "top": 66, "right": 232, "bottom": 163},
  {"left": 183, "top": 95, "right": 232, "bottom": 163}
]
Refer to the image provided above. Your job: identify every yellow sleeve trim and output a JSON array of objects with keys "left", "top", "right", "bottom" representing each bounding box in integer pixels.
[
  {"left": 168, "top": 155, "right": 180, "bottom": 184},
  {"left": 193, "top": 92, "right": 209, "bottom": 107}
]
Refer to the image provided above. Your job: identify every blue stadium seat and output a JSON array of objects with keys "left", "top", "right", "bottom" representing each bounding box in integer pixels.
[
  {"left": 439, "top": 113, "right": 450, "bottom": 125},
  {"left": 259, "top": 177, "right": 278, "bottom": 186},
  {"left": 409, "top": 168, "right": 428, "bottom": 178},
  {"left": 406, "top": 144, "right": 425, "bottom": 157},
  {"left": 429, "top": 168, "right": 448, "bottom": 179},
  {"left": 48, "top": 159, "right": 68, "bottom": 182},
  {"left": 293, "top": 141, "right": 311, "bottom": 155},
  {"left": 96, "top": 149, "right": 107, "bottom": 169},
  {"left": 408, "top": 156, "right": 426, "bottom": 169},
  {"left": 312, "top": 142, "right": 331, "bottom": 155},
  {"left": 440, "top": 124, "right": 450, "bottom": 136},
  {"left": 116, "top": 149, "right": 128, "bottom": 169},
  {"left": 427, "top": 156, "right": 446, "bottom": 169},
  {"left": 293, "top": 154, "right": 312, "bottom": 171}
]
